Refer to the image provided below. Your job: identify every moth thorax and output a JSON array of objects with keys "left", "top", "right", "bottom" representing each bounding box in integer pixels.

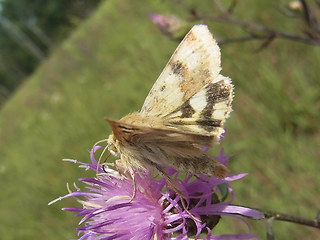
[{"left": 107, "top": 134, "right": 119, "bottom": 156}]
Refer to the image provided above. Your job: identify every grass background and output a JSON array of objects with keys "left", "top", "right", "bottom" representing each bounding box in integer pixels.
[{"left": 0, "top": 0, "right": 319, "bottom": 239}]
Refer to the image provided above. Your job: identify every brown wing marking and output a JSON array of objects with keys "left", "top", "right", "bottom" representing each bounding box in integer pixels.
[{"left": 163, "top": 76, "right": 233, "bottom": 137}]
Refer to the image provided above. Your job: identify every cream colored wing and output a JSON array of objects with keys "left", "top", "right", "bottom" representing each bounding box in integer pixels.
[
  {"left": 140, "top": 25, "right": 222, "bottom": 116},
  {"left": 163, "top": 74, "right": 233, "bottom": 137}
]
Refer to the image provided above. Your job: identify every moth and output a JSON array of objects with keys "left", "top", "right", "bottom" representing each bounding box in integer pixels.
[{"left": 105, "top": 25, "right": 233, "bottom": 195}]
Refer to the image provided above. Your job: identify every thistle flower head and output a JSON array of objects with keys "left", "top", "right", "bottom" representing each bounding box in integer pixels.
[
  {"left": 50, "top": 147, "right": 263, "bottom": 239},
  {"left": 288, "top": 1, "right": 303, "bottom": 12},
  {"left": 149, "top": 14, "right": 190, "bottom": 40}
]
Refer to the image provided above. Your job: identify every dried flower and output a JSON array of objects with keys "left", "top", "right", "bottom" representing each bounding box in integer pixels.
[
  {"left": 288, "top": 1, "right": 303, "bottom": 12},
  {"left": 49, "top": 147, "right": 263, "bottom": 239},
  {"left": 149, "top": 14, "right": 190, "bottom": 40}
]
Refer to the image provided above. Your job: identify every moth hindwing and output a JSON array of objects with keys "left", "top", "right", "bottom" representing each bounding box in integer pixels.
[{"left": 106, "top": 24, "right": 233, "bottom": 185}]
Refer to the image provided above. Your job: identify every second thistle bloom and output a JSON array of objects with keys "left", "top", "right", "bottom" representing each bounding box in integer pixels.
[{"left": 149, "top": 13, "right": 190, "bottom": 40}]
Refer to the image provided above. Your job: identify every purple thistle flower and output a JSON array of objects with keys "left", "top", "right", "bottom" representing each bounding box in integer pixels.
[
  {"left": 149, "top": 14, "right": 189, "bottom": 40},
  {"left": 49, "top": 147, "right": 263, "bottom": 239}
]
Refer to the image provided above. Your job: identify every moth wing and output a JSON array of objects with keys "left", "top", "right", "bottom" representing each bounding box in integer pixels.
[
  {"left": 141, "top": 25, "right": 222, "bottom": 116},
  {"left": 163, "top": 74, "right": 233, "bottom": 139},
  {"left": 106, "top": 119, "right": 228, "bottom": 178},
  {"left": 106, "top": 118, "right": 215, "bottom": 147}
]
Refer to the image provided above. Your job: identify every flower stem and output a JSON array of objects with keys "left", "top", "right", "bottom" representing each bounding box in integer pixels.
[{"left": 235, "top": 205, "right": 320, "bottom": 229}]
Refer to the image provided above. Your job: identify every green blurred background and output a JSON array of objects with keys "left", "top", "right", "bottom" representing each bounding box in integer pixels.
[{"left": 0, "top": 0, "right": 319, "bottom": 239}]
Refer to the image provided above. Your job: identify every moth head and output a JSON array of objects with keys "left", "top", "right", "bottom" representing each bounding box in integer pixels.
[{"left": 107, "top": 134, "right": 119, "bottom": 156}]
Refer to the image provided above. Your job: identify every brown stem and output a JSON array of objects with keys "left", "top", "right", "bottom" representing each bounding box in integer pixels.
[
  {"left": 212, "top": 0, "right": 320, "bottom": 45},
  {"left": 173, "top": 0, "right": 320, "bottom": 46},
  {"left": 263, "top": 210, "right": 320, "bottom": 229},
  {"left": 235, "top": 205, "right": 320, "bottom": 230}
]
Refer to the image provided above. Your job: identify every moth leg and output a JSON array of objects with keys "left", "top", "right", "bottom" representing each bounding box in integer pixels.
[
  {"left": 115, "top": 159, "right": 126, "bottom": 176},
  {"left": 129, "top": 172, "right": 136, "bottom": 203},
  {"left": 154, "top": 165, "right": 201, "bottom": 223},
  {"left": 179, "top": 195, "right": 201, "bottom": 223},
  {"left": 114, "top": 160, "right": 137, "bottom": 202},
  {"left": 154, "top": 165, "right": 186, "bottom": 199},
  {"left": 101, "top": 161, "right": 115, "bottom": 173},
  {"left": 194, "top": 174, "right": 209, "bottom": 183}
]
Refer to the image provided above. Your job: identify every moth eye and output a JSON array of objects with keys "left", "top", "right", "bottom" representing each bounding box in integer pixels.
[
  {"left": 107, "top": 143, "right": 119, "bottom": 157},
  {"left": 107, "top": 134, "right": 119, "bottom": 156},
  {"left": 109, "top": 144, "right": 117, "bottom": 153}
]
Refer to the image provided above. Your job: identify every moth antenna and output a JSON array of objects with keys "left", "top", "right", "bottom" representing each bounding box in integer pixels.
[
  {"left": 93, "top": 138, "right": 108, "bottom": 148},
  {"left": 92, "top": 138, "right": 108, "bottom": 172},
  {"left": 96, "top": 143, "right": 109, "bottom": 173}
]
